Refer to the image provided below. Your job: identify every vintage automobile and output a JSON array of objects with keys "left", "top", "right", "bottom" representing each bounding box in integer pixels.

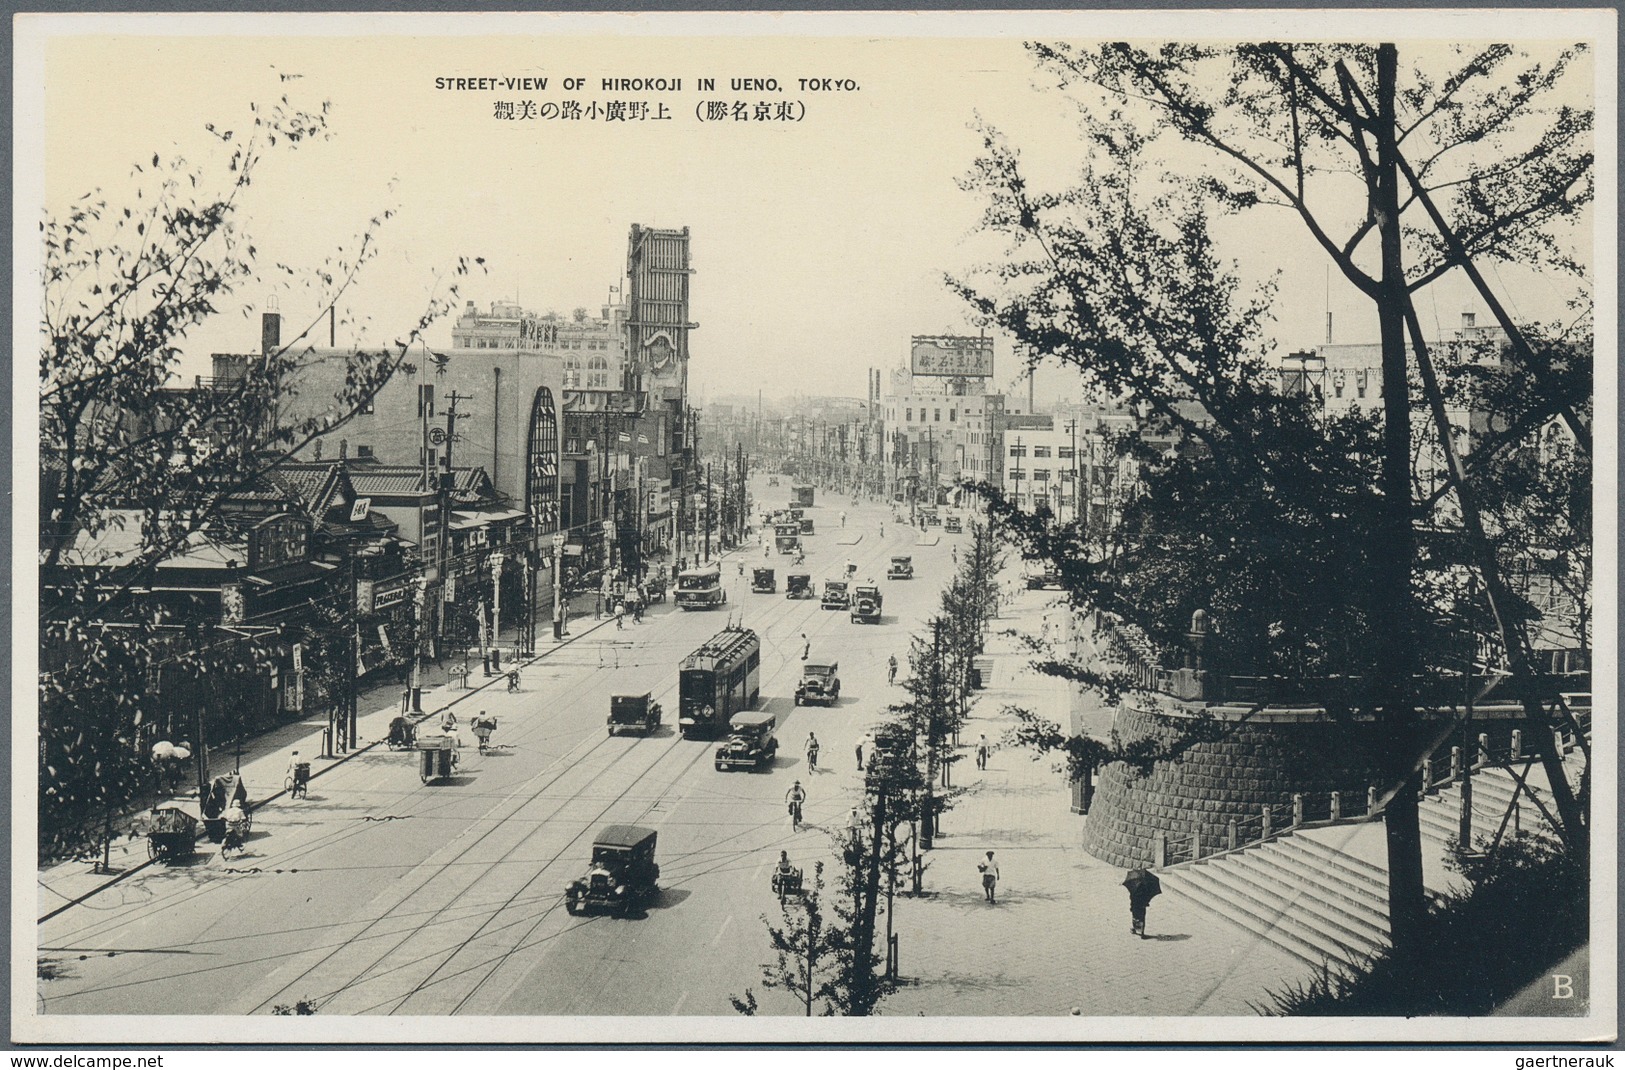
[
  {"left": 1025, "top": 566, "right": 1065, "bottom": 590},
  {"left": 794, "top": 660, "right": 841, "bottom": 706},
  {"left": 785, "top": 573, "right": 814, "bottom": 599},
  {"left": 564, "top": 825, "right": 661, "bottom": 916},
  {"left": 918, "top": 507, "right": 940, "bottom": 527},
  {"left": 768, "top": 476, "right": 781, "bottom": 487},
  {"left": 800, "top": 516, "right": 815, "bottom": 535},
  {"left": 865, "top": 723, "right": 913, "bottom": 785},
  {"left": 821, "top": 579, "right": 850, "bottom": 610},
  {"left": 944, "top": 513, "right": 964, "bottom": 534},
  {"left": 608, "top": 692, "right": 663, "bottom": 737},
  {"left": 714, "top": 712, "right": 779, "bottom": 771},
  {"left": 751, "top": 567, "right": 776, "bottom": 594},
  {"left": 850, "top": 585, "right": 883, "bottom": 624},
  {"left": 887, "top": 555, "right": 914, "bottom": 580}
]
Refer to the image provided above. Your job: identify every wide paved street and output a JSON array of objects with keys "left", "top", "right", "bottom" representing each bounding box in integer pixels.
[{"left": 38, "top": 485, "right": 965, "bottom": 1017}]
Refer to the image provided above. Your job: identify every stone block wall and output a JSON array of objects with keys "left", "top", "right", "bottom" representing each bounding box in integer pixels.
[{"left": 1079, "top": 701, "right": 1446, "bottom": 869}]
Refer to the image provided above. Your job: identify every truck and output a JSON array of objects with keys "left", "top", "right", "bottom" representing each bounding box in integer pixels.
[
  {"left": 850, "top": 584, "right": 883, "bottom": 624},
  {"left": 821, "top": 578, "right": 850, "bottom": 610},
  {"left": 678, "top": 626, "right": 762, "bottom": 739}
]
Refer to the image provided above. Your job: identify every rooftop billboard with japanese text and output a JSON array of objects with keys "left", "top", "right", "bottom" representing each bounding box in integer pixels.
[{"left": 910, "top": 335, "right": 993, "bottom": 378}]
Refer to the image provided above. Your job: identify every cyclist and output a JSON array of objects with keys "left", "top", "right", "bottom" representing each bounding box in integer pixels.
[
  {"left": 785, "top": 780, "right": 807, "bottom": 831},
  {"left": 805, "top": 732, "right": 820, "bottom": 772}
]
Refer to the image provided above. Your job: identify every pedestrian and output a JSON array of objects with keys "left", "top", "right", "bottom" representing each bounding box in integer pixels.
[
  {"left": 855, "top": 734, "right": 865, "bottom": 771},
  {"left": 615, "top": 605, "right": 625, "bottom": 630},
  {"left": 978, "top": 850, "right": 1000, "bottom": 904},
  {"left": 633, "top": 599, "right": 644, "bottom": 624},
  {"left": 887, "top": 654, "right": 898, "bottom": 685},
  {"left": 976, "top": 733, "right": 990, "bottom": 770},
  {"left": 840, "top": 510, "right": 847, "bottom": 528},
  {"left": 801, "top": 633, "right": 810, "bottom": 661},
  {"left": 594, "top": 593, "right": 602, "bottom": 619},
  {"left": 880, "top": 522, "right": 885, "bottom": 537}
]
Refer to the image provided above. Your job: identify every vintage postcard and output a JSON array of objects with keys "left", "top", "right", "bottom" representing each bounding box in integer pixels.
[{"left": 13, "top": 9, "right": 1617, "bottom": 1046}]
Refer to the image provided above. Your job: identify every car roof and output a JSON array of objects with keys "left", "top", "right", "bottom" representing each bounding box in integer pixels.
[
  {"left": 804, "top": 660, "right": 837, "bottom": 671},
  {"left": 729, "top": 712, "right": 776, "bottom": 730},
  {"left": 891, "top": 554, "right": 912, "bottom": 561},
  {"left": 611, "top": 692, "right": 651, "bottom": 703},
  {"left": 594, "top": 824, "right": 657, "bottom": 848}
]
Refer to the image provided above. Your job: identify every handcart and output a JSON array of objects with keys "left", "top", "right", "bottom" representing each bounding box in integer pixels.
[
  {"left": 418, "top": 734, "right": 458, "bottom": 783},
  {"left": 146, "top": 806, "right": 198, "bottom": 863},
  {"left": 387, "top": 715, "right": 417, "bottom": 750},
  {"left": 201, "top": 773, "right": 250, "bottom": 843}
]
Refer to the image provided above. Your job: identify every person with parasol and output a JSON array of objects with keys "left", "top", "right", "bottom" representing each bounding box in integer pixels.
[{"left": 1122, "top": 868, "right": 1162, "bottom": 938}]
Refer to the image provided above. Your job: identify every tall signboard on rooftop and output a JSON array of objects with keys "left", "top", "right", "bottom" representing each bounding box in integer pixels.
[{"left": 910, "top": 335, "right": 993, "bottom": 378}]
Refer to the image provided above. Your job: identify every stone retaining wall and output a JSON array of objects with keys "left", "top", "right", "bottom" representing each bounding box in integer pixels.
[{"left": 1080, "top": 701, "right": 1448, "bottom": 869}]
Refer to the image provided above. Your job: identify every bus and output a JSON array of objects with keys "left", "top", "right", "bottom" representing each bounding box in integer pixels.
[
  {"left": 679, "top": 626, "right": 762, "bottom": 738},
  {"left": 675, "top": 562, "right": 726, "bottom": 609}
]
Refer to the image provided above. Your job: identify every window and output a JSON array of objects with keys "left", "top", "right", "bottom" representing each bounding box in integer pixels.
[
  {"left": 949, "top": 409, "right": 957, "bottom": 422},
  {"left": 356, "top": 445, "right": 374, "bottom": 459},
  {"left": 1060, "top": 469, "right": 1075, "bottom": 482},
  {"left": 1008, "top": 469, "right": 1025, "bottom": 481},
  {"left": 1009, "top": 445, "right": 1026, "bottom": 458},
  {"left": 1058, "top": 446, "right": 1075, "bottom": 460},
  {"left": 906, "top": 408, "right": 913, "bottom": 423},
  {"left": 361, "top": 399, "right": 375, "bottom": 415},
  {"left": 1034, "top": 469, "right": 1050, "bottom": 482},
  {"left": 934, "top": 409, "right": 941, "bottom": 422},
  {"left": 1033, "top": 445, "right": 1051, "bottom": 458}
]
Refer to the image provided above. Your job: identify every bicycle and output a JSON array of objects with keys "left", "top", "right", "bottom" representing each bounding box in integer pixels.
[
  {"left": 787, "top": 798, "right": 804, "bottom": 831},
  {"left": 805, "top": 746, "right": 820, "bottom": 772}
]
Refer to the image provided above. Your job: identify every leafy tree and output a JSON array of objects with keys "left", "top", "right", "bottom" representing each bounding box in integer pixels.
[
  {"left": 951, "top": 39, "right": 1592, "bottom": 955},
  {"left": 730, "top": 861, "right": 838, "bottom": 1016},
  {"left": 39, "top": 88, "right": 480, "bottom": 853}
]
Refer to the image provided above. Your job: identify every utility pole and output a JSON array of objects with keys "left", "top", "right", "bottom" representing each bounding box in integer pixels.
[
  {"left": 439, "top": 391, "right": 470, "bottom": 653},
  {"left": 704, "top": 463, "right": 713, "bottom": 564}
]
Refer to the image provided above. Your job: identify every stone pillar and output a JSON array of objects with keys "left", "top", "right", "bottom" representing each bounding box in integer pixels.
[
  {"left": 1330, "top": 791, "right": 1341, "bottom": 822},
  {"left": 1367, "top": 785, "right": 1379, "bottom": 815},
  {"left": 1478, "top": 732, "right": 1491, "bottom": 765},
  {"left": 1191, "top": 825, "right": 1203, "bottom": 861},
  {"left": 1291, "top": 793, "right": 1304, "bottom": 828},
  {"left": 1261, "top": 806, "right": 1272, "bottom": 841},
  {"left": 1421, "top": 757, "right": 1433, "bottom": 795},
  {"left": 1154, "top": 831, "right": 1167, "bottom": 869},
  {"left": 1510, "top": 728, "right": 1522, "bottom": 760},
  {"left": 1227, "top": 819, "right": 1238, "bottom": 852},
  {"left": 1450, "top": 746, "right": 1462, "bottom": 781}
]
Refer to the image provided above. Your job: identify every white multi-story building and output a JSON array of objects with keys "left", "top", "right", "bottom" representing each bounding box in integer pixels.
[{"left": 450, "top": 299, "right": 629, "bottom": 391}]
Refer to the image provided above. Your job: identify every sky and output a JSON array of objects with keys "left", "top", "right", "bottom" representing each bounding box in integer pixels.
[{"left": 26, "top": 13, "right": 1606, "bottom": 407}]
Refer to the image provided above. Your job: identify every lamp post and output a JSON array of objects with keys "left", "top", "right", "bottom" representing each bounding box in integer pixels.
[
  {"left": 489, "top": 550, "right": 505, "bottom": 661},
  {"left": 551, "top": 532, "right": 566, "bottom": 640}
]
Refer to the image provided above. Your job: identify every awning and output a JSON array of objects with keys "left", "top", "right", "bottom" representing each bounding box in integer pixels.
[
  {"left": 244, "top": 560, "right": 338, "bottom": 587},
  {"left": 451, "top": 507, "right": 527, "bottom": 531}
]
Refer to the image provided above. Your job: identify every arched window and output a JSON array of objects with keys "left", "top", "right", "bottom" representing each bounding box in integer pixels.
[{"left": 527, "top": 387, "right": 560, "bottom": 536}]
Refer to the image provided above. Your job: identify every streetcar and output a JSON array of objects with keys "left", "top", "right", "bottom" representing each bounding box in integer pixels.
[
  {"left": 675, "top": 562, "right": 727, "bottom": 610},
  {"left": 679, "top": 626, "right": 762, "bottom": 739},
  {"left": 792, "top": 484, "right": 816, "bottom": 508}
]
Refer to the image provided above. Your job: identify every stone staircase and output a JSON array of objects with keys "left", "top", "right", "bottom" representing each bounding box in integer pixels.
[
  {"left": 1160, "top": 761, "right": 1576, "bottom": 971},
  {"left": 1160, "top": 831, "right": 1392, "bottom": 970},
  {"left": 1417, "top": 765, "right": 1561, "bottom": 854}
]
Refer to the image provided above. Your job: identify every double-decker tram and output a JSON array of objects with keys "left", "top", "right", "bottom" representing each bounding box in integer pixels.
[
  {"left": 678, "top": 626, "right": 762, "bottom": 739},
  {"left": 675, "top": 562, "right": 726, "bottom": 609}
]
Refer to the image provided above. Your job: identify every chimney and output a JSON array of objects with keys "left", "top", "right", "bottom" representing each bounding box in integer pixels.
[
  {"left": 1462, "top": 312, "right": 1476, "bottom": 330},
  {"left": 261, "top": 311, "right": 281, "bottom": 356},
  {"left": 1326, "top": 311, "right": 1333, "bottom": 345}
]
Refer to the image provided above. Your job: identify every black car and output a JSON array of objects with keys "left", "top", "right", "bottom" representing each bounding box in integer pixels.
[
  {"left": 608, "top": 692, "right": 662, "bottom": 737},
  {"left": 794, "top": 661, "right": 841, "bottom": 706},
  {"left": 715, "top": 712, "right": 779, "bottom": 771},
  {"left": 565, "top": 825, "right": 661, "bottom": 916}
]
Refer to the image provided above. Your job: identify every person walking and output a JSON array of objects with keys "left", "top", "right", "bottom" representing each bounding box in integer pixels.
[
  {"left": 976, "top": 733, "right": 990, "bottom": 771},
  {"left": 615, "top": 605, "right": 625, "bottom": 630},
  {"left": 800, "top": 633, "right": 810, "bottom": 661},
  {"left": 840, "top": 510, "right": 847, "bottom": 528},
  {"left": 1123, "top": 870, "right": 1162, "bottom": 938},
  {"left": 887, "top": 654, "right": 898, "bottom": 686},
  {"left": 855, "top": 733, "right": 866, "bottom": 771},
  {"left": 978, "top": 850, "right": 1000, "bottom": 904}
]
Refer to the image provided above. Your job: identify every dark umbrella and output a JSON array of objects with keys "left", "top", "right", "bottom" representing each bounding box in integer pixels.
[{"left": 1122, "top": 869, "right": 1162, "bottom": 899}]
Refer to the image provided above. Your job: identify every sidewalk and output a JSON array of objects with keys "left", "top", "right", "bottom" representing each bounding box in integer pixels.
[
  {"left": 877, "top": 588, "right": 1313, "bottom": 1017},
  {"left": 35, "top": 587, "right": 622, "bottom": 923}
]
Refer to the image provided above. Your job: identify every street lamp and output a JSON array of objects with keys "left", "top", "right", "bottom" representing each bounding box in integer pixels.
[
  {"left": 551, "top": 531, "right": 566, "bottom": 640},
  {"left": 489, "top": 550, "right": 506, "bottom": 668}
]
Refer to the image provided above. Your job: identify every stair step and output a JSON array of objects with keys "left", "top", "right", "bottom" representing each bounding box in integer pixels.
[
  {"left": 1195, "top": 854, "right": 1390, "bottom": 949},
  {"left": 1225, "top": 851, "right": 1390, "bottom": 939},
  {"left": 1166, "top": 867, "right": 1376, "bottom": 969},
  {"left": 1230, "top": 842, "right": 1390, "bottom": 921},
  {"left": 1274, "top": 835, "right": 1391, "bottom": 898}
]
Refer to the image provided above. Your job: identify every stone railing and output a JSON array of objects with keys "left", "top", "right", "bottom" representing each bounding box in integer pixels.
[{"left": 1155, "top": 699, "right": 1591, "bottom": 870}]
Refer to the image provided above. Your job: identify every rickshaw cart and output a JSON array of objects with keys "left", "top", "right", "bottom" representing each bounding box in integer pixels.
[
  {"left": 387, "top": 715, "right": 417, "bottom": 749},
  {"left": 644, "top": 574, "right": 668, "bottom": 604},
  {"left": 771, "top": 864, "right": 805, "bottom": 902},
  {"left": 201, "top": 774, "right": 250, "bottom": 843},
  {"left": 417, "top": 734, "right": 458, "bottom": 783},
  {"left": 146, "top": 807, "right": 198, "bottom": 863},
  {"left": 785, "top": 573, "right": 813, "bottom": 599},
  {"left": 751, "top": 567, "right": 776, "bottom": 593}
]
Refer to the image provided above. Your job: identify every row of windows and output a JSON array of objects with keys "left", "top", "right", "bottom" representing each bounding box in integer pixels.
[{"left": 1008, "top": 445, "right": 1077, "bottom": 460}]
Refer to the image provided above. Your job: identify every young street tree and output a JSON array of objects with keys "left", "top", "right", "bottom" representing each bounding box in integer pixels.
[
  {"left": 951, "top": 41, "right": 1592, "bottom": 956},
  {"left": 39, "top": 91, "right": 480, "bottom": 853}
]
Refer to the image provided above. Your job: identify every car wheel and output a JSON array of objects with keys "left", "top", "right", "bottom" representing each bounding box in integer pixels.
[
  {"left": 715, "top": 761, "right": 725, "bottom": 771},
  {"left": 565, "top": 899, "right": 580, "bottom": 916}
]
